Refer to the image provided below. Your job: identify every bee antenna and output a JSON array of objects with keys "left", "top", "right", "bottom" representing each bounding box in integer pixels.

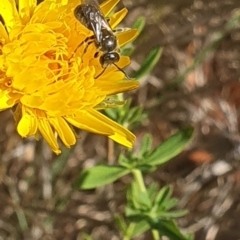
[
  {"left": 113, "top": 63, "right": 130, "bottom": 79},
  {"left": 94, "top": 67, "right": 107, "bottom": 79},
  {"left": 94, "top": 64, "right": 131, "bottom": 80}
]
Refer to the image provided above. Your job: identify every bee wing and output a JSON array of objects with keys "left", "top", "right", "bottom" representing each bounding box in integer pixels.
[
  {"left": 87, "top": 0, "right": 114, "bottom": 32},
  {"left": 78, "top": 0, "right": 114, "bottom": 43},
  {"left": 83, "top": 0, "right": 99, "bottom": 7},
  {"left": 88, "top": 11, "right": 103, "bottom": 44},
  {"left": 100, "top": 18, "right": 113, "bottom": 32}
]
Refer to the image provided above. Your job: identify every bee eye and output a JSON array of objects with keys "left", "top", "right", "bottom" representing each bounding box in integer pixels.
[{"left": 100, "top": 52, "right": 119, "bottom": 67}]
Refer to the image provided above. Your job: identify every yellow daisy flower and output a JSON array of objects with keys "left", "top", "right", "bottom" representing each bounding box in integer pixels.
[{"left": 0, "top": 0, "right": 139, "bottom": 154}]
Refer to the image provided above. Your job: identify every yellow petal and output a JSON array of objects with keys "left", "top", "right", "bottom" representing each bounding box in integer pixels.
[
  {"left": 38, "top": 117, "right": 61, "bottom": 154},
  {"left": 17, "top": 110, "right": 38, "bottom": 136},
  {"left": 0, "top": 0, "right": 20, "bottom": 32},
  {"left": 19, "top": 0, "right": 37, "bottom": 22},
  {"left": 48, "top": 117, "right": 76, "bottom": 147},
  {"left": 55, "top": 0, "right": 69, "bottom": 4},
  {"left": 0, "top": 22, "right": 9, "bottom": 42},
  {"left": 0, "top": 90, "right": 14, "bottom": 110},
  {"left": 110, "top": 8, "right": 128, "bottom": 29},
  {"left": 65, "top": 110, "right": 114, "bottom": 135},
  {"left": 100, "top": 0, "right": 120, "bottom": 16},
  {"left": 66, "top": 109, "right": 135, "bottom": 148},
  {"left": 95, "top": 79, "right": 139, "bottom": 95},
  {"left": 88, "top": 109, "right": 135, "bottom": 148},
  {"left": 118, "top": 29, "right": 139, "bottom": 47}
]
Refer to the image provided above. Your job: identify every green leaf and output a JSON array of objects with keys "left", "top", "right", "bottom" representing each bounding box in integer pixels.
[
  {"left": 104, "top": 98, "right": 147, "bottom": 128},
  {"left": 118, "top": 154, "right": 132, "bottom": 168},
  {"left": 115, "top": 217, "right": 150, "bottom": 239},
  {"left": 130, "top": 220, "right": 150, "bottom": 238},
  {"left": 133, "top": 46, "right": 163, "bottom": 80},
  {"left": 161, "top": 198, "right": 179, "bottom": 211},
  {"left": 151, "top": 220, "right": 190, "bottom": 240},
  {"left": 126, "top": 106, "right": 147, "bottom": 126},
  {"left": 115, "top": 214, "right": 128, "bottom": 233},
  {"left": 121, "top": 47, "right": 135, "bottom": 56},
  {"left": 162, "top": 198, "right": 179, "bottom": 210},
  {"left": 146, "top": 183, "right": 159, "bottom": 200},
  {"left": 51, "top": 148, "right": 71, "bottom": 178},
  {"left": 132, "top": 17, "right": 146, "bottom": 34},
  {"left": 153, "top": 186, "right": 172, "bottom": 207},
  {"left": 81, "top": 233, "right": 93, "bottom": 240},
  {"left": 104, "top": 107, "right": 119, "bottom": 120},
  {"left": 125, "top": 206, "right": 142, "bottom": 218},
  {"left": 157, "top": 210, "right": 188, "bottom": 219},
  {"left": 145, "top": 127, "right": 194, "bottom": 167},
  {"left": 121, "top": 17, "right": 145, "bottom": 56},
  {"left": 77, "top": 165, "right": 130, "bottom": 189},
  {"left": 139, "top": 134, "right": 152, "bottom": 158}
]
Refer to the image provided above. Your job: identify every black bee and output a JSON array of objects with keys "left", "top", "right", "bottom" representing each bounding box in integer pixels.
[{"left": 74, "top": 0, "right": 128, "bottom": 78}]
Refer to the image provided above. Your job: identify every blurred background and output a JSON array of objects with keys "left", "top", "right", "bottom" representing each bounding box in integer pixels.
[{"left": 1, "top": 0, "right": 240, "bottom": 239}]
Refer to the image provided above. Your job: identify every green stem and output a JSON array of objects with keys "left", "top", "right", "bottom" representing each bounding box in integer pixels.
[
  {"left": 131, "top": 170, "right": 161, "bottom": 240},
  {"left": 152, "top": 229, "right": 161, "bottom": 240},
  {"left": 132, "top": 169, "right": 147, "bottom": 193}
]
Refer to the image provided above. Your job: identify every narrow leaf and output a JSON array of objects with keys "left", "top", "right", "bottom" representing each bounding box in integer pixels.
[
  {"left": 139, "top": 134, "right": 153, "bottom": 158},
  {"left": 77, "top": 165, "right": 130, "bottom": 189},
  {"left": 133, "top": 47, "right": 163, "bottom": 80},
  {"left": 151, "top": 220, "right": 190, "bottom": 240},
  {"left": 161, "top": 198, "right": 179, "bottom": 211},
  {"left": 130, "top": 220, "right": 150, "bottom": 238},
  {"left": 51, "top": 148, "right": 71, "bottom": 178},
  {"left": 157, "top": 210, "right": 188, "bottom": 219},
  {"left": 127, "top": 106, "right": 147, "bottom": 126},
  {"left": 115, "top": 214, "right": 128, "bottom": 233},
  {"left": 145, "top": 127, "right": 194, "bottom": 167},
  {"left": 153, "top": 186, "right": 172, "bottom": 207},
  {"left": 132, "top": 17, "right": 146, "bottom": 34}
]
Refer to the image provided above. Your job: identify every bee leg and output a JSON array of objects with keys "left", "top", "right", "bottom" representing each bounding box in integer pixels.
[
  {"left": 113, "top": 63, "right": 131, "bottom": 79},
  {"left": 82, "top": 37, "right": 95, "bottom": 55},
  {"left": 113, "top": 27, "right": 131, "bottom": 33},
  {"left": 70, "top": 35, "right": 95, "bottom": 58},
  {"left": 105, "top": 18, "right": 131, "bottom": 33}
]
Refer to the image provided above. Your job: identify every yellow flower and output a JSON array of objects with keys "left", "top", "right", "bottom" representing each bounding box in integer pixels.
[{"left": 0, "top": 0, "right": 139, "bottom": 154}]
